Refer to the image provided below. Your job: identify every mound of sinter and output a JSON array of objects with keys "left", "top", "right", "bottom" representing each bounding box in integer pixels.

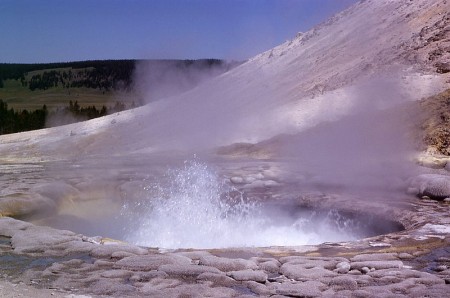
[{"left": 408, "top": 174, "right": 450, "bottom": 200}]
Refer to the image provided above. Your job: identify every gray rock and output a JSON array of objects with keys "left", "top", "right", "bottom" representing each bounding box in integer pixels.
[
  {"left": 282, "top": 266, "right": 337, "bottom": 280},
  {"left": 90, "top": 244, "right": 148, "bottom": 258},
  {"left": 411, "top": 276, "right": 446, "bottom": 286},
  {"left": 408, "top": 174, "right": 450, "bottom": 200},
  {"left": 398, "top": 253, "right": 414, "bottom": 260},
  {"left": 434, "top": 265, "right": 447, "bottom": 272},
  {"left": 350, "top": 253, "right": 398, "bottom": 262},
  {"left": 280, "top": 260, "right": 337, "bottom": 280},
  {"left": 251, "top": 257, "right": 281, "bottom": 273},
  {"left": 360, "top": 267, "right": 371, "bottom": 274},
  {"left": 362, "top": 286, "right": 400, "bottom": 297},
  {"left": 114, "top": 254, "right": 191, "bottom": 271},
  {"left": 61, "top": 259, "right": 85, "bottom": 268},
  {"left": 227, "top": 269, "right": 268, "bottom": 282},
  {"left": 380, "top": 275, "right": 403, "bottom": 284},
  {"left": 111, "top": 251, "right": 138, "bottom": 259},
  {"left": 383, "top": 279, "right": 416, "bottom": 294},
  {"left": 350, "top": 289, "right": 372, "bottom": 298},
  {"left": 270, "top": 280, "right": 325, "bottom": 297},
  {"left": 409, "top": 284, "right": 450, "bottom": 298},
  {"left": 140, "top": 279, "right": 236, "bottom": 297},
  {"left": 199, "top": 255, "right": 257, "bottom": 272},
  {"left": 100, "top": 269, "right": 133, "bottom": 279},
  {"left": 325, "top": 290, "right": 354, "bottom": 297},
  {"left": 10, "top": 225, "right": 80, "bottom": 255},
  {"left": 129, "top": 270, "right": 168, "bottom": 282},
  {"left": 336, "top": 261, "right": 351, "bottom": 274},
  {"left": 350, "top": 260, "right": 403, "bottom": 271},
  {"left": 196, "top": 272, "right": 236, "bottom": 286},
  {"left": 174, "top": 284, "right": 236, "bottom": 298},
  {"left": 270, "top": 295, "right": 292, "bottom": 298},
  {"left": 42, "top": 263, "right": 66, "bottom": 276},
  {"left": 367, "top": 268, "right": 441, "bottom": 281},
  {"left": 158, "top": 264, "right": 221, "bottom": 276},
  {"left": 279, "top": 256, "right": 345, "bottom": 269},
  {"left": 91, "top": 279, "right": 135, "bottom": 296},
  {"left": 139, "top": 277, "right": 182, "bottom": 294},
  {"left": 93, "top": 259, "right": 114, "bottom": 269},
  {"left": 62, "top": 240, "right": 95, "bottom": 255},
  {"left": 244, "top": 281, "right": 275, "bottom": 296},
  {"left": 348, "top": 269, "right": 362, "bottom": 275},
  {"left": 258, "top": 260, "right": 281, "bottom": 273},
  {"left": 329, "top": 276, "right": 358, "bottom": 291},
  {"left": 0, "top": 217, "right": 33, "bottom": 236}
]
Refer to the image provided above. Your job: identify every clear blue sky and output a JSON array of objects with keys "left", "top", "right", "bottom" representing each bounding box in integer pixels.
[{"left": 0, "top": 0, "right": 357, "bottom": 63}]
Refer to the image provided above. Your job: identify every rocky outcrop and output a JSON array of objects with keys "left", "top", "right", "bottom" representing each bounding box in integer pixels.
[
  {"left": 1, "top": 0, "right": 450, "bottom": 297},
  {"left": 408, "top": 174, "right": 450, "bottom": 200},
  {"left": 420, "top": 89, "right": 450, "bottom": 155},
  {"left": 408, "top": 10, "right": 450, "bottom": 74},
  {"left": 1, "top": 214, "right": 448, "bottom": 297}
]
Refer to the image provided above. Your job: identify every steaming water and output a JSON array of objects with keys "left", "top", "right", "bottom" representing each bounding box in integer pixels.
[{"left": 120, "top": 161, "right": 359, "bottom": 249}]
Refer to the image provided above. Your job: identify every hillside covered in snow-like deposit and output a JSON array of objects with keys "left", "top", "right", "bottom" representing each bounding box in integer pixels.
[{"left": 0, "top": 0, "right": 449, "bottom": 161}]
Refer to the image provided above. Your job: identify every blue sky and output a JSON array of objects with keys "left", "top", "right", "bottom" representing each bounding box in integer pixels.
[{"left": 0, "top": 0, "right": 357, "bottom": 63}]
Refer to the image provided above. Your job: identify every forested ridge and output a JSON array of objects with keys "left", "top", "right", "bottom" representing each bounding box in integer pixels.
[
  {"left": 0, "top": 59, "right": 227, "bottom": 91},
  {"left": 0, "top": 99, "right": 129, "bottom": 135},
  {"left": 0, "top": 60, "right": 133, "bottom": 90},
  {"left": 0, "top": 59, "right": 239, "bottom": 135}
]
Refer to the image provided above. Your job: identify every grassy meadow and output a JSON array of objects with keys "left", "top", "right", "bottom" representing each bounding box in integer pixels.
[
  {"left": 0, "top": 59, "right": 239, "bottom": 134},
  {"left": 0, "top": 77, "right": 135, "bottom": 112}
]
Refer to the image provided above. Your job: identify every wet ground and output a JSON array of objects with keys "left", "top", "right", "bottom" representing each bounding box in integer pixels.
[
  {"left": 0, "top": 155, "right": 449, "bottom": 297},
  {"left": 0, "top": 155, "right": 409, "bottom": 245}
]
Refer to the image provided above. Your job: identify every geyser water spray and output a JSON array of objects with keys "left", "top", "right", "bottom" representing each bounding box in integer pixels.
[{"left": 120, "top": 160, "right": 358, "bottom": 249}]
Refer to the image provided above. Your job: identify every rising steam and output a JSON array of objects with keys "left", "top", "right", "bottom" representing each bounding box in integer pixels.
[
  {"left": 120, "top": 161, "right": 361, "bottom": 249},
  {"left": 278, "top": 74, "right": 419, "bottom": 194},
  {"left": 133, "top": 60, "right": 238, "bottom": 104}
]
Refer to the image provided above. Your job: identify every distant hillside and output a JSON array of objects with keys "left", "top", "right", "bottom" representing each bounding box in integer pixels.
[
  {"left": 0, "top": 59, "right": 241, "bottom": 134},
  {"left": 2, "top": 0, "right": 448, "bottom": 160},
  {"left": 0, "top": 60, "right": 135, "bottom": 90},
  {"left": 0, "top": 59, "right": 239, "bottom": 91},
  {"left": 0, "top": 59, "right": 240, "bottom": 110}
]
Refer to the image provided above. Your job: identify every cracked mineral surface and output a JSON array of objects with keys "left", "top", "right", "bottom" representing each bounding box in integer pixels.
[
  {"left": 1, "top": 0, "right": 450, "bottom": 297},
  {"left": 0, "top": 194, "right": 449, "bottom": 298}
]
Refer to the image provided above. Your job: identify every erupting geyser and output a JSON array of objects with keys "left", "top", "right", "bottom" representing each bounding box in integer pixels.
[{"left": 118, "top": 161, "right": 401, "bottom": 249}]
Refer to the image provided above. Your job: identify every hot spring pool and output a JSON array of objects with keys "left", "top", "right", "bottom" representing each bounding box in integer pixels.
[
  {"left": 112, "top": 161, "right": 404, "bottom": 249},
  {"left": 30, "top": 160, "right": 404, "bottom": 250}
]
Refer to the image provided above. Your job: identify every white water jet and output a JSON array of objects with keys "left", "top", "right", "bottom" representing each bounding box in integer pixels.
[{"left": 121, "top": 161, "right": 358, "bottom": 249}]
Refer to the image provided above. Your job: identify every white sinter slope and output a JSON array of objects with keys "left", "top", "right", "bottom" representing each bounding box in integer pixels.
[{"left": 0, "top": 0, "right": 448, "bottom": 160}]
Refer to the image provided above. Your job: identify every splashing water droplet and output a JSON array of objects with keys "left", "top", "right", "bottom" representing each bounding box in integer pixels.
[{"left": 120, "top": 160, "right": 358, "bottom": 249}]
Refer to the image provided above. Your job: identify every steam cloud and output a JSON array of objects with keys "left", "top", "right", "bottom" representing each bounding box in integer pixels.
[
  {"left": 123, "top": 61, "right": 288, "bottom": 153},
  {"left": 128, "top": 61, "right": 419, "bottom": 195},
  {"left": 279, "top": 75, "right": 418, "bottom": 194},
  {"left": 120, "top": 161, "right": 365, "bottom": 249},
  {"left": 133, "top": 60, "right": 238, "bottom": 104}
]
